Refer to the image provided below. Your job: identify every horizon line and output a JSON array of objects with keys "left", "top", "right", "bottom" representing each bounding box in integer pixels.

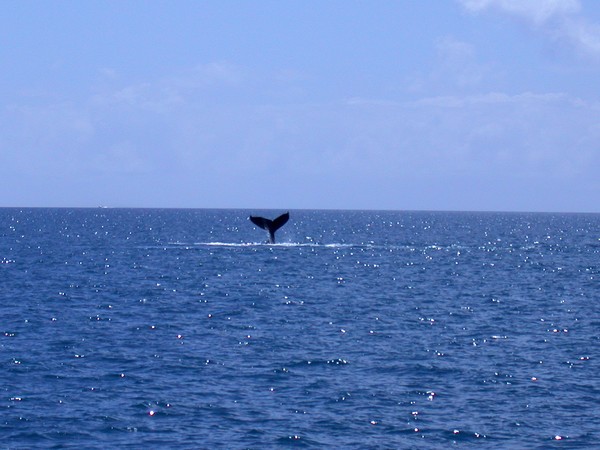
[{"left": 0, "top": 205, "right": 598, "bottom": 215}]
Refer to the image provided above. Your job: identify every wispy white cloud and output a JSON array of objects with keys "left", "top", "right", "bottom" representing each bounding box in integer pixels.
[
  {"left": 561, "top": 16, "right": 600, "bottom": 54},
  {"left": 91, "top": 62, "right": 247, "bottom": 113},
  {"left": 411, "top": 91, "right": 582, "bottom": 108},
  {"left": 460, "top": 0, "right": 580, "bottom": 25},
  {"left": 459, "top": 0, "right": 600, "bottom": 57},
  {"left": 435, "top": 37, "right": 491, "bottom": 88},
  {"left": 333, "top": 90, "right": 600, "bottom": 194},
  {"left": 407, "top": 36, "right": 497, "bottom": 95}
]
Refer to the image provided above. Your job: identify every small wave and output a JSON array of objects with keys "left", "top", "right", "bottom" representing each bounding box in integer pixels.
[
  {"left": 199, "top": 242, "right": 259, "bottom": 247},
  {"left": 167, "top": 241, "right": 362, "bottom": 249}
]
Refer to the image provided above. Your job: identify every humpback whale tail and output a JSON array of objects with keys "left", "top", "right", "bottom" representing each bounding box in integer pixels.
[{"left": 249, "top": 212, "right": 289, "bottom": 244}]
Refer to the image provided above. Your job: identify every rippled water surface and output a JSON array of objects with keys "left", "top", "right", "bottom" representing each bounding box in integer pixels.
[{"left": 1, "top": 208, "right": 599, "bottom": 448}]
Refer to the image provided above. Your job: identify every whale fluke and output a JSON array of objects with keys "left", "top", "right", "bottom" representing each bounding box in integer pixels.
[{"left": 249, "top": 212, "right": 289, "bottom": 244}]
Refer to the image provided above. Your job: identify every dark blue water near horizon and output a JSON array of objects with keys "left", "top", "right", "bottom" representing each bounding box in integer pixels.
[{"left": 1, "top": 208, "right": 599, "bottom": 449}]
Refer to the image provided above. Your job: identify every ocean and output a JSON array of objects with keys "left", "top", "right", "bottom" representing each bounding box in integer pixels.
[{"left": 1, "top": 208, "right": 599, "bottom": 449}]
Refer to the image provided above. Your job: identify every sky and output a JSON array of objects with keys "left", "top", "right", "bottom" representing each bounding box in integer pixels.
[{"left": 1, "top": 0, "right": 600, "bottom": 212}]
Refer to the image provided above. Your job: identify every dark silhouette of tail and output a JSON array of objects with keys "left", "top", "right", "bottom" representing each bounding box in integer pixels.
[{"left": 249, "top": 212, "right": 289, "bottom": 244}]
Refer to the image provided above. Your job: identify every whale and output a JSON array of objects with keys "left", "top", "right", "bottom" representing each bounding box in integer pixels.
[{"left": 249, "top": 212, "right": 289, "bottom": 244}]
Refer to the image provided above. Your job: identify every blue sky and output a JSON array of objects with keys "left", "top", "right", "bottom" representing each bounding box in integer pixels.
[{"left": 1, "top": 0, "right": 600, "bottom": 212}]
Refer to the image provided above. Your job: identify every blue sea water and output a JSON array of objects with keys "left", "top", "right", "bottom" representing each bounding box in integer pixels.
[{"left": 1, "top": 208, "right": 599, "bottom": 449}]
